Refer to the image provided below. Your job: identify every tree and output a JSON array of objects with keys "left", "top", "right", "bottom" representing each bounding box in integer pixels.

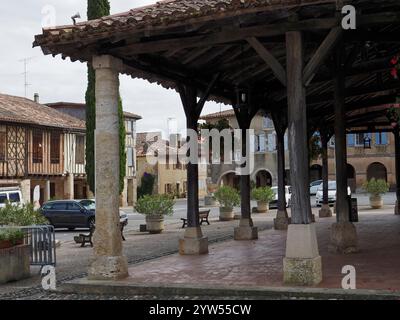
[{"left": 86, "top": 0, "right": 126, "bottom": 195}]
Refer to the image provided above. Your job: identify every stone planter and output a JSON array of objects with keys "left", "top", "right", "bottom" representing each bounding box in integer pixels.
[
  {"left": 219, "top": 207, "right": 234, "bottom": 221},
  {"left": 0, "top": 245, "right": 30, "bottom": 284},
  {"left": 369, "top": 195, "right": 383, "bottom": 209},
  {"left": 256, "top": 201, "right": 269, "bottom": 213},
  {"left": 145, "top": 215, "right": 165, "bottom": 234}
]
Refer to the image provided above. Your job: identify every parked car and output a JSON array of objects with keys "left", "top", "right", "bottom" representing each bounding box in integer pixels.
[
  {"left": 39, "top": 199, "right": 128, "bottom": 230},
  {"left": 0, "top": 187, "right": 23, "bottom": 208},
  {"left": 315, "top": 181, "right": 351, "bottom": 207},
  {"left": 309, "top": 180, "right": 323, "bottom": 195},
  {"left": 269, "top": 186, "right": 292, "bottom": 209}
]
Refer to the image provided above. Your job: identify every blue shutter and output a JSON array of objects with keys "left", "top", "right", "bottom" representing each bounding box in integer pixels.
[
  {"left": 381, "top": 133, "right": 388, "bottom": 145},
  {"left": 375, "top": 133, "right": 380, "bottom": 145},
  {"left": 347, "top": 134, "right": 354, "bottom": 146}
]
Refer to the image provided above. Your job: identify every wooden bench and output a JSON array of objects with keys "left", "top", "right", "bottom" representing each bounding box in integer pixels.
[
  {"left": 181, "top": 209, "right": 211, "bottom": 229},
  {"left": 74, "top": 222, "right": 126, "bottom": 247}
]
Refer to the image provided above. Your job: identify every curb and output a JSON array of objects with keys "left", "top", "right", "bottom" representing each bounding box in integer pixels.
[{"left": 57, "top": 280, "right": 400, "bottom": 300}]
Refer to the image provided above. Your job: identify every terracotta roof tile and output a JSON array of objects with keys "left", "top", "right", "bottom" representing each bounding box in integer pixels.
[
  {"left": 200, "top": 109, "right": 235, "bottom": 120},
  {"left": 34, "top": 0, "right": 332, "bottom": 47},
  {"left": 0, "top": 94, "right": 85, "bottom": 131}
]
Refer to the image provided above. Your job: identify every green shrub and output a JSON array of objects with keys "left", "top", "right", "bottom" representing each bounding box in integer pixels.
[
  {"left": 214, "top": 186, "right": 240, "bottom": 208},
  {"left": 135, "top": 194, "right": 175, "bottom": 216},
  {"left": 0, "top": 228, "right": 24, "bottom": 245},
  {"left": 251, "top": 187, "right": 275, "bottom": 203},
  {"left": 138, "top": 172, "right": 156, "bottom": 198},
  {"left": 0, "top": 203, "right": 48, "bottom": 226},
  {"left": 362, "top": 178, "right": 390, "bottom": 196}
]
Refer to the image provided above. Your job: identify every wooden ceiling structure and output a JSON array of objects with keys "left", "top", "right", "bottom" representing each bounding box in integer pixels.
[{"left": 34, "top": 0, "right": 400, "bottom": 133}]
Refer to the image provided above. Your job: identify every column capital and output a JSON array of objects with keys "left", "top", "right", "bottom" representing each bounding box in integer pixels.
[{"left": 92, "top": 55, "right": 123, "bottom": 72}]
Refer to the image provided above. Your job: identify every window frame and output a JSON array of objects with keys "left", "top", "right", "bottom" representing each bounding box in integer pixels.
[
  {"left": 32, "top": 129, "right": 43, "bottom": 164},
  {"left": 50, "top": 131, "right": 61, "bottom": 164},
  {"left": 75, "top": 135, "right": 85, "bottom": 165}
]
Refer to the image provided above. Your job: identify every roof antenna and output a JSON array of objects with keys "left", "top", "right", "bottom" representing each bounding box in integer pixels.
[{"left": 71, "top": 12, "right": 81, "bottom": 25}]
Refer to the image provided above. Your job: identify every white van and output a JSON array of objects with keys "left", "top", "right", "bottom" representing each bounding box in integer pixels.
[{"left": 0, "top": 187, "right": 24, "bottom": 208}]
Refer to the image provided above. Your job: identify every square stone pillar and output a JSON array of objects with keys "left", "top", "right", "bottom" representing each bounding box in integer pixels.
[
  {"left": 88, "top": 55, "right": 128, "bottom": 280},
  {"left": 44, "top": 180, "right": 51, "bottom": 203},
  {"left": 283, "top": 224, "right": 322, "bottom": 285},
  {"left": 64, "top": 173, "right": 74, "bottom": 200},
  {"left": 20, "top": 179, "right": 31, "bottom": 204}
]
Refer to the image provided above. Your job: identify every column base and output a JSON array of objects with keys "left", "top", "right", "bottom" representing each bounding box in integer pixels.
[
  {"left": 329, "top": 222, "right": 358, "bottom": 254},
  {"left": 88, "top": 255, "right": 129, "bottom": 280},
  {"left": 274, "top": 210, "right": 290, "bottom": 230},
  {"left": 395, "top": 200, "right": 400, "bottom": 215},
  {"left": 319, "top": 204, "right": 333, "bottom": 218},
  {"left": 234, "top": 219, "right": 258, "bottom": 240},
  {"left": 179, "top": 227, "right": 208, "bottom": 255},
  {"left": 283, "top": 256, "right": 322, "bottom": 286},
  {"left": 283, "top": 224, "right": 322, "bottom": 286}
]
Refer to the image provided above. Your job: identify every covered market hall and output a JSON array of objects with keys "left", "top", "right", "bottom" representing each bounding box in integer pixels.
[{"left": 34, "top": 0, "right": 400, "bottom": 290}]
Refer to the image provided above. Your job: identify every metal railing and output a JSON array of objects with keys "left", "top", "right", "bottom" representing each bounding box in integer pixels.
[{"left": 1, "top": 225, "right": 56, "bottom": 267}]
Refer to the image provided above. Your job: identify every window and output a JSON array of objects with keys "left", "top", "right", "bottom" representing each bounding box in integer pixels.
[
  {"left": 52, "top": 202, "right": 67, "bottom": 210},
  {"left": 0, "top": 193, "right": 7, "bottom": 204},
  {"left": 354, "top": 133, "right": 366, "bottom": 146},
  {"left": 50, "top": 132, "right": 60, "bottom": 164},
  {"left": 125, "top": 121, "right": 133, "bottom": 134},
  {"left": 127, "top": 147, "right": 134, "bottom": 167},
  {"left": 67, "top": 202, "right": 82, "bottom": 211},
  {"left": 375, "top": 132, "right": 388, "bottom": 145},
  {"left": 0, "top": 126, "right": 6, "bottom": 161},
  {"left": 263, "top": 116, "right": 274, "bottom": 129},
  {"left": 9, "top": 192, "right": 20, "bottom": 203},
  {"left": 32, "top": 129, "right": 43, "bottom": 163},
  {"left": 267, "top": 133, "right": 276, "bottom": 151},
  {"left": 75, "top": 135, "right": 85, "bottom": 164}
]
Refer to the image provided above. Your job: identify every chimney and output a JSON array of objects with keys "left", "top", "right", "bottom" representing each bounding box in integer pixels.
[{"left": 33, "top": 93, "right": 39, "bottom": 103}]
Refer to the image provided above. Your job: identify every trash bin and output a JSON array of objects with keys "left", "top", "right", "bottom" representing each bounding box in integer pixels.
[{"left": 348, "top": 196, "right": 358, "bottom": 222}]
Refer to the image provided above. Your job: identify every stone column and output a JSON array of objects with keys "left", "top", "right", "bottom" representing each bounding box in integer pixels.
[
  {"left": 272, "top": 113, "right": 290, "bottom": 230},
  {"left": 44, "top": 180, "right": 51, "bottom": 203},
  {"left": 319, "top": 130, "right": 332, "bottom": 217},
  {"left": 329, "top": 44, "right": 357, "bottom": 254},
  {"left": 64, "top": 173, "right": 74, "bottom": 200},
  {"left": 283, "top": 31, "right": 322, "bottom": 286},
  {"left": 394, "top": 127, "right": 400, "bottom": 215},
  {"left": 88, "top": 55, "right": 128, "bottom": 280},
  {"left": 20, "top": 179, "right": 31, "bottom": 204},
  {"left": 234, "top": 126, "right": 258, "bottom": 240}
]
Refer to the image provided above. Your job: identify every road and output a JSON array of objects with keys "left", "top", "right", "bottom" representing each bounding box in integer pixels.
[{"left": 52, "top": 192, "right": 397, "bottom": 242}]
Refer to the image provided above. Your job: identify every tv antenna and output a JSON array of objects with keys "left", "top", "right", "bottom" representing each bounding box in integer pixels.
[{"left": 19, "top": 57, "right": 35, "bottom": 97}]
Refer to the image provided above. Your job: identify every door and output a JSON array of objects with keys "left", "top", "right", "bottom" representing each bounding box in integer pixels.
[
  {"left": 47, "top": 202, "right": 68, "bottom": 227},
  {"left": 67, "top": 202, "right": 87, "bottom": 227}
]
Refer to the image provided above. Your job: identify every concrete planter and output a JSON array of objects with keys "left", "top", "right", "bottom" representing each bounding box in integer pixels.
[
  {"left": 145, "top": 215, "right": 165, "bottom": 234},
  {"left": 0, "top": 244, "right": 30, "bottom": 284},
  {"left": 219, "top": 207, "right": 234, "bottom": 221},
  {"left": 256, "top": 201, "right": 269, "bottom": 213},
  {"left": 369, "top": 195, "right": 383, "bottom": 209}
]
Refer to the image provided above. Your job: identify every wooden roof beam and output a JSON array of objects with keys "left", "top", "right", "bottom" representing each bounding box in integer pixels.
[
  {"left": 247, "top": 37, "right": 286, "bottom": 86},
  {"left": 303, "top": 27, "right": 342, "bottom": 86}
]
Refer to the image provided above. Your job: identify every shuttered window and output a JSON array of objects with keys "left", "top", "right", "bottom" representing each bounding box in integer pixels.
[
  {"left": 32, "top": 129, "right": 43, "bottom": 163},
  {"left": 375, "top": 132, "right": 388, "bottom": 145},
  {"left": 75, "top": 135, "right": 85, "bottom": 164},
  {"left": 127, "top": 147, "right": 134, "bottom": 167},
  {"left": 50, "top": 132, "right": 61, "bottom": 164},
  {"left": 0, "top": 126, "right": 6, "bottom": 161}
]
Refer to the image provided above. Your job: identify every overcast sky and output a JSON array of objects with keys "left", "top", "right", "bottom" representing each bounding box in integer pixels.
[{"left": 0, "top": 1, "right": 230, "bottom": 135}]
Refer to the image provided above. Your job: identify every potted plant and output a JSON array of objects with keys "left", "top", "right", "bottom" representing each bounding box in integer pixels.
[
  {"left": 0, "top": 228, "right": 24, "bottom": 250},
  {"left": 251, "top": 187, "right": 275, "bottom": 213},
  {"left": 214, "top": 186, "right": 240, "bottom": 221},
  {"left": 362, "top": 178, "right": 390, "bottom": 209},
  {"left": 135, "top": 194, "right": 174, "bottom": 234}
]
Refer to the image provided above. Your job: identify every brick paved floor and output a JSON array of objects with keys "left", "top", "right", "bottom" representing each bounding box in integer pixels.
[{"left": 119, "top": 208, "right": 400, "bottom": 291}]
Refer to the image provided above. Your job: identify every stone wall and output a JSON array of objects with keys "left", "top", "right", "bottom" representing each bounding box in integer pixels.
[{"left": 0, "top": 245, "right": 30, "bottom": 284}]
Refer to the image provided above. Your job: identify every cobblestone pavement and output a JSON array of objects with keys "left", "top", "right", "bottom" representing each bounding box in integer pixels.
[{"left": 0, "top": 213, "right": 274, "bottom": 300}]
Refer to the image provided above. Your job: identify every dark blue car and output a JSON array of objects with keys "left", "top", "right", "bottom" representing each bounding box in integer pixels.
[{"left": 40, "top": 199, "right": 128, "bottom": 230}]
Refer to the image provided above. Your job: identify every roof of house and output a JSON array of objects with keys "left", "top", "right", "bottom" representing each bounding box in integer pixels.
[
  {"left": 200, "top": 109, "right": 235, "bottom": 120},
  {"left": 34, "top": 0, "right": 329, "bottom": 48},
  {"left": 46, "top": 102, "right": 142, "bottom": 120},
  {"left": 136, "top": 131, "right": 184, "bottom": 157},
  {"left": 0, "top": 94, "right": 86, "bottom": 131}
]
